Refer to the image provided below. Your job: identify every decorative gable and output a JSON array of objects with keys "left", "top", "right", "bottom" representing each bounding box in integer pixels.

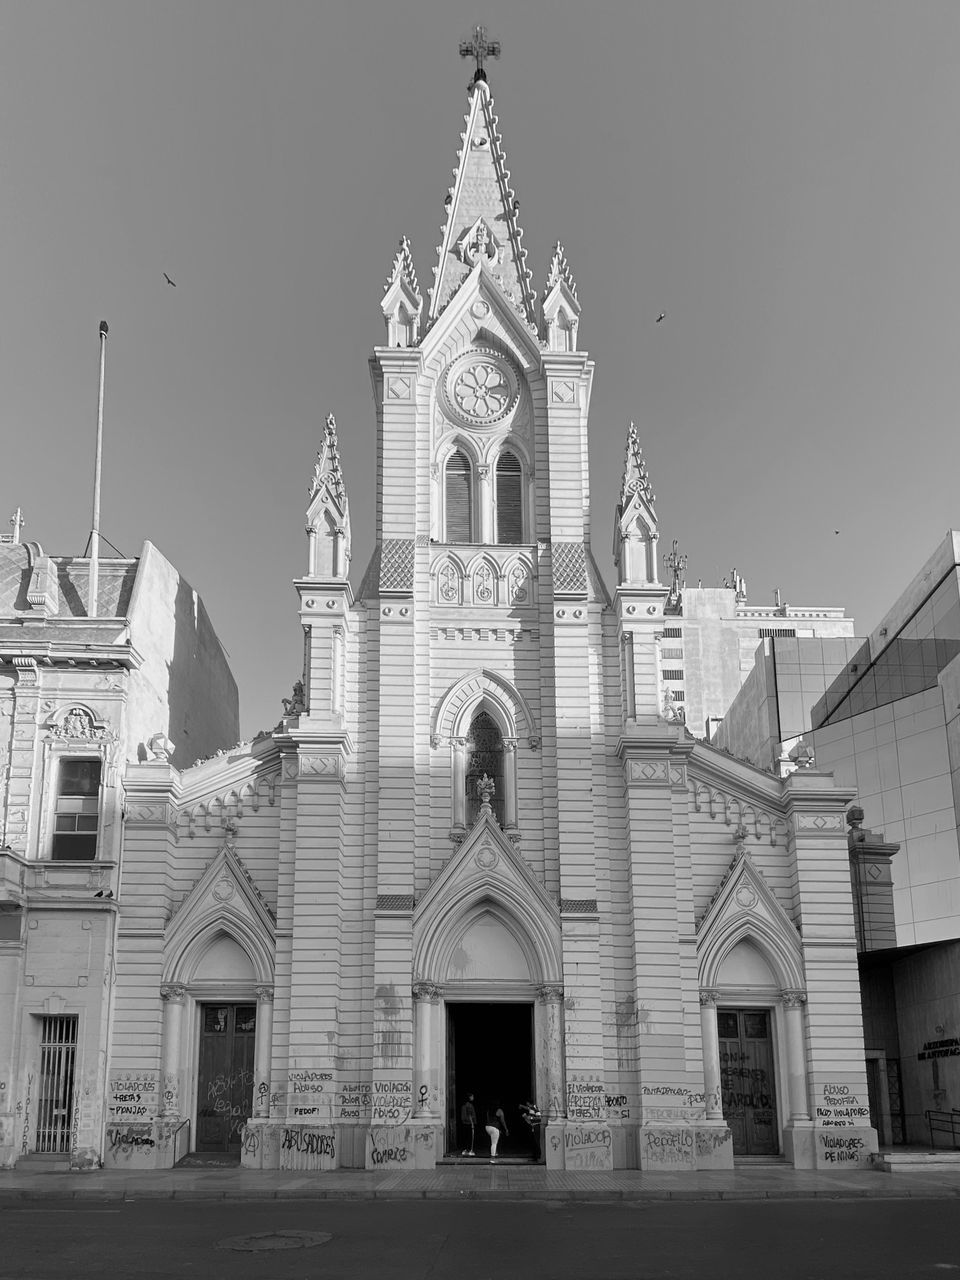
[
  {"left": 697, "top": 834, "right": 805, "bottom": 992},
  {"left": 163, "top": 843, "right": 275, "bottom": 986},
  {"left": 413, "top": 810, "right": 561, "bottom": 986}
]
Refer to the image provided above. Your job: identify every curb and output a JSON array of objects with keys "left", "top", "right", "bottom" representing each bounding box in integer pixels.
[{"left": 2, "top": 1182, "right": 960, "bottom": 1205}]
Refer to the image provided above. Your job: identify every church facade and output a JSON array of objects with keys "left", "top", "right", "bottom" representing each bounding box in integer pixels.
[{"left": 7, "top": 70, "right": 878, "bottom": 1173}]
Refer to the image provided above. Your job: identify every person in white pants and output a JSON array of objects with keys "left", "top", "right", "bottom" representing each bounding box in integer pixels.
[{"left": 485, "top": 1102, "right": 508, "bottom": 1162}]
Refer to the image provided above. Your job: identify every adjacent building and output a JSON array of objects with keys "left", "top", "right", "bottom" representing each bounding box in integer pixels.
[
  {"left": 0, "top": 531, "right": 238, "bottom": 1168},
  {"left": 717, "top": 531, "right": 960, "bottom": 1146}
]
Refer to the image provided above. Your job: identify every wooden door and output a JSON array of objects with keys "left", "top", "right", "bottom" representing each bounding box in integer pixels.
[
  {"left": 196, "top": 1003, "right": 256, "bottom": 1151},
  {"left": 718, "top": 1008, "right": 778, "bottom": 1156}
]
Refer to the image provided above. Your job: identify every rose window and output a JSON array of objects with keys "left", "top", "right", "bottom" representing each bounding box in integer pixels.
[
  {"left": 454, "top": 363, "right": 509, "bottom": 418},
  {"left": 440, "top": 350, "right": 520, "bottom": 427}
]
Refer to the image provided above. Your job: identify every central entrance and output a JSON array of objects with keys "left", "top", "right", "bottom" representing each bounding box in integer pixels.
[{"left": 446, "top": 1002, "right": 536, "bottom": 1159}]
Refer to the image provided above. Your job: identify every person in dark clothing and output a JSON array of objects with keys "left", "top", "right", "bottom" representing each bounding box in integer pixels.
[
  {"left": 520, "top": 1099, "right": 542, "bottom": 1160},
  {"left": 460, "top": 1093, "right": 477, "bottom": 1155}
]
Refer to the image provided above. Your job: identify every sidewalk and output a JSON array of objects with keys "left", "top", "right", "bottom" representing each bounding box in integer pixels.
[{"left": 3, "top": 1162, "right": 960, "bottom": 1203}]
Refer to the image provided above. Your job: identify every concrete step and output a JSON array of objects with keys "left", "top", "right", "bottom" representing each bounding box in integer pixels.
[
  {"left": 17, "top": 1153, "right": 70, "bottom": 1172},
  {"left": 873, "top": 1150, "right": 960, "bottom": 1173}
]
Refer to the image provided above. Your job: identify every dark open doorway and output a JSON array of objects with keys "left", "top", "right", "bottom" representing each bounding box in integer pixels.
[{"left": 446, "top": 1001, "right": 537, "bottom": 1159}]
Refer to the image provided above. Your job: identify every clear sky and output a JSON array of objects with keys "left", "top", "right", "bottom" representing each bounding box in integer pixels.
[{"left": 3, "top": 1, "right": 959, "bottom": 740}]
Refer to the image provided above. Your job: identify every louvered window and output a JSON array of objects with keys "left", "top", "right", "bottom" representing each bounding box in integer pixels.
[
  {"left": 496, "top": 451, "right": 523, "bottom": 544},
  {"left": 51, "top": 759, "right": 101, "bottom": 861},
  {"left": 445, "top": 451, "right": 473, "bottom": 542}
]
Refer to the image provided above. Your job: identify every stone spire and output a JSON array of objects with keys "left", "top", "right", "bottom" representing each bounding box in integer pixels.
[
  {"left": 541, "top": 240, "right": 581, "bottom": 351},
  {"left": 381, "top": 236, "right": 422, "bottom": 348},
  {"left": 305, "top": 414, "right": 350, "bottom": 580},
  {"left": 614, "top": 423, "right": 660, "bottom": 587},
  {"left": 428, "top": 77, "right": 536, "bottom": 329}
]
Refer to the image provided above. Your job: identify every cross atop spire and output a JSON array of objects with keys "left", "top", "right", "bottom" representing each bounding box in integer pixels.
[{"left": 459, "top": 24, "right": 501, "bottom": 83}]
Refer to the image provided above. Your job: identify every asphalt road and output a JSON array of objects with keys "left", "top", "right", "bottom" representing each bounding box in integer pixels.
[{"left": 2, "top": 1198, "right": 957, "bottom": 1279}]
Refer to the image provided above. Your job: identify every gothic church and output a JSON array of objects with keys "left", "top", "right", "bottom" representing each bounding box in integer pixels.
[{"left": 2, "top": 64, "right": 877, "bottom": 1174}]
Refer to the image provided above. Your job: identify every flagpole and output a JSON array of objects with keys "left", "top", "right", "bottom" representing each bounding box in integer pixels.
[{"left": 88, "top": 320, "right": 108, "bottom": 617}]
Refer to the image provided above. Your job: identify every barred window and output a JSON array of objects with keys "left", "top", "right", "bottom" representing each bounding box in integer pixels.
[
  {"left": 759, "top": 627, "right": 796, "bottom": 638},
  {"left": 663, "top": 627, "right": 683, "bottom": 638},
  {"left": 662, "top": 669, "right": 685, "bottom": 682},
  {"left": 661, "top": 647, "right": 684, "bottom": 659}
]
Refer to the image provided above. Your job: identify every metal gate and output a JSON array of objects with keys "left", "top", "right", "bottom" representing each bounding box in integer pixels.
[{"left": 36, "top": 1016, "right": 78, "bottom": 1154}]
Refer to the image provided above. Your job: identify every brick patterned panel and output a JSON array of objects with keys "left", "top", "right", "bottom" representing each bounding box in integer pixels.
[
  {"left": 380, "top": 539, "right": 415, "bottom": 592},
  {"left": 553, "top": 542, "right": 587, "bottom": 593}
]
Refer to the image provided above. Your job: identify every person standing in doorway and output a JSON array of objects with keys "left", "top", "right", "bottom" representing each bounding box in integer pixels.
[
  {"left": 485, "top": 1100, "right": 508, "bottom": 1162},
  {"left": 520, "top": 1098, "right": 542, "bottom": 1161},
  {"left": 460, "top": 1093, "right": 477, "bottom": 1156}
]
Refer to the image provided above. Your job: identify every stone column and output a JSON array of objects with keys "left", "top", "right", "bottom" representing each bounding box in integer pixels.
[
  {"left": 699, "top": 989, "right": 723, "bottom": 1118},
  {"left": 781, "top": 990, "right": 810, "bottom": 1120},
  {"left": 159, "top": 984, "right": 186, "bottom": 1118},
  {"left": 412, "top": 982, "right": 442, "bottom": 1118},
  {"left": 451, "top": 738, "right": 468, "bottom": 831},
  {"left": 502, "top": 739, "right": 518, "bottom": 830},
  {"left": 478, "top": 465, "right": 493, "bottom": 543},
  {"left": 538, "top": 984, "right": 566, "bottom": 1119},
  {"left": 253, "top": 985, "right": 274, "bottom": 1119}
]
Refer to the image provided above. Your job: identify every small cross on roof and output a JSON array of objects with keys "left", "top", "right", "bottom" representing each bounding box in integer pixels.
[{"left": 459, "top": 24, "right": 501, "bottom": 82}]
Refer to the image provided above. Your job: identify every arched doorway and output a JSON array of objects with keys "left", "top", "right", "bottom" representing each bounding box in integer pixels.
[{"left": 413, "top": 837, "right": 564, "bottom": 1163}]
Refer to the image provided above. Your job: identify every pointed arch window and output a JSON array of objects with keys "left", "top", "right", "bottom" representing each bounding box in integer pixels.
[
  {"left": 465, "top": 710, "right": 504, "bottom": 827},
  {"left": 495, "top": 451, "right": 523, "bottom": 544},
  {"left": 445, "top": 450, "right": 474, "bottom": 542}
]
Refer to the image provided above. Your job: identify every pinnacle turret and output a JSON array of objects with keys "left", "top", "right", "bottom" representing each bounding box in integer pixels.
[
  {"left": 381, "top": 236, "right": 422, "bottom": 347},
  {"left": 541, "top": 240, "right": 582, "bottom": 351},
  {"left": 543, "top": 241, "right": 579, "bottom": 302},
  {"left": 305, "top": 414, "right": 350, "bottom": 580},
  {"left": 614, "top": 423, "right": 660, "bottom": 588}
]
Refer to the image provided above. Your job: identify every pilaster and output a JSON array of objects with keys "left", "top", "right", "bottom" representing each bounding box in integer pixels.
[{"left": 782, "top": 770, "right": 877, "bottom": 1167}]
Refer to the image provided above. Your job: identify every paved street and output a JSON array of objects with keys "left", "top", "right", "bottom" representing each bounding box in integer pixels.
[{"left": 2, "top": 1197, "right": 959, "bottom": 1279}]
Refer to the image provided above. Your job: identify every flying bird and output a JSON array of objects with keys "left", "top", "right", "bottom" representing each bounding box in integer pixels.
[
  {"left": 163, "top": 272, "right": 176, "bottom": 287},
  {"left": 656, "top": 313, "right": 665, "bottom": 323}
]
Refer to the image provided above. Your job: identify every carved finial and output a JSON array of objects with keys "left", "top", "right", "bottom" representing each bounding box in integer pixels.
[
  {"left": 477, "top": 773, "right": 496, "bottom": 811},
  {"left": 310, "top": 414, "right": 345, "bottom": 504},
  {"left": 544, "top": 241, "right": 578, "bottom": 302},
  {"left": 384, "top": 236, "right": 421, "bottom": 302},
  {"left": 459, "top": 23, "right": 501, "bottom": 83},
  {"left": 621, "top": 423, "right": 655, "bottom": 507},
  {"left": 660, "top": 691, "right": 685, "bottom": 725},
  {"left": 281, "top": 679, "right": 306, "bottom": 717},
  {"left": 7, "top": 507, "right": 24, "bottom": 545},
  {"left": 664, "top": 539, "right": 687, "bottom": 604}
]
